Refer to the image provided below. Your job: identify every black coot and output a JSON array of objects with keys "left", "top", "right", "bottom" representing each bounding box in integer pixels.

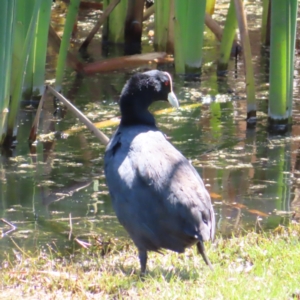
[{"left": 104, "top": 70, "right": 215, "bottom": 274}]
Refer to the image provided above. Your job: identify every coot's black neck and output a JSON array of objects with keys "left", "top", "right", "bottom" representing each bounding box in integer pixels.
[{"left": 119, "top": 95, "right": 157, "bottom": 127}]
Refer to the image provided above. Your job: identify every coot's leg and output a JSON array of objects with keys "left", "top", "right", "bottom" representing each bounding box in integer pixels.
[
  {"left": 138, "top": 249, "right": 148, "bottom": 275},
  {"left": 196, "top": 240, "right": 213, "bottom": 271}
]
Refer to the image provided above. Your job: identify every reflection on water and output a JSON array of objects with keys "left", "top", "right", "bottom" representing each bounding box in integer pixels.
[{"left": 1, "top": 0, "right": 300, "bottom": 257}]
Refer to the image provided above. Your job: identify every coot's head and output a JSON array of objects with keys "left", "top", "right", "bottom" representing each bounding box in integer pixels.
[{"left": 119, "top": 70, "right": 179, "bottom": 126}]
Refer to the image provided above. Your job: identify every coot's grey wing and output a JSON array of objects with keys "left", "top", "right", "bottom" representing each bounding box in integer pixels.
[{"left": 132, "top": 130, "right": 215, "bottom": 243}]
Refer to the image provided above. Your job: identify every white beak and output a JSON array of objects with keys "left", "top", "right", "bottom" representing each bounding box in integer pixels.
[{"left": 168, "top": 91, "right": 179, "bottom": 108}]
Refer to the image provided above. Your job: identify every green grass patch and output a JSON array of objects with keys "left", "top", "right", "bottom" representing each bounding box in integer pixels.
[{"left": 1, "top": 224, "right": 300, "bottom": 299}]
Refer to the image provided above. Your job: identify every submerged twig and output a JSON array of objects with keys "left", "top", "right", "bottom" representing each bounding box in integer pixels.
[
  {"left": 42, "top": 181, "right": 92, "bottom": 206},
  {"left": 9, "top": 238, "right": 31, "bottom": 258},
  {"left": 47, "top": 86, "right": 110, "bottom": 145},
  {"left": 74, "top": 238, "right": 91, "bottom": 249},
  {"left": 233, "top": 208, "right": 242, "bottom": 231},
  {"left": 1, "top": 218, "right": 17, "bottom": 237},
  {"left": 83, "top": 52, "right": 172, "bottom": 74},
  {"left": 255, "top": 216, "right": 263, "bottom": 232},
  {"left": 69, "top": 213, "right": 73, "bottom": 241},
  {"left": 29, "top": 88, "right": 47, "bottom": 144}
]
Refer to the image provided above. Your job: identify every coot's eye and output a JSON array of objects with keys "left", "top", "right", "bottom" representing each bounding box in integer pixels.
[{"left": 164, "top": 80, "right": 169, "bottom": 86}]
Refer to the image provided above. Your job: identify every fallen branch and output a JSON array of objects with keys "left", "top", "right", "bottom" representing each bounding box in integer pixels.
[
  {"left": 74, "top": 238, "right": 92, "bottom": 249},
  {"left": 143, "top": 5, "right": 155, "bottom": 21},
  {"left": 83, "top": 52, "right": 173, "bottom": 74},
  {"left": 205, "top": 13, "right": 223, "bottom": 42},
  {"left": 1, "top": 219, "right": 17, "bottom": 237},
  {"left": 59, "top": 0, "right": 103, "bottom": 10},
  {"left": 47, "top": 86, "right": 110, "bottom": 146}
]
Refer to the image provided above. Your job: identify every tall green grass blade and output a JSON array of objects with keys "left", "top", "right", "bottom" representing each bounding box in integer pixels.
[
  {"left": 154, "top": 0, "right": 170, "bottom": 51},
  {"left": 0, "top": 1, "right": 8, "bottom": 102},
  {"left": 32, "top": 0, "right": 52, "bottom": 96},
  {"left": 167, "top": 0, "right": 175, "bottom": 53},
  {"left": 185, "top": 0, "right": 206, "bottom": 71},
  {"left": 174, "top": 0, "right": 186, "bottom": 74},
  {"left": 218, "top": 0, "right": 237, "bottom": 71},
  {"left": 6, "top": 0, "right": 43, "bottom": 142},
  {"left": 154, "top": 1, "right": 161, "bottom": 48},
  {"left": 4, "top": 0, "right": 15, "bottom": 107},
  {"left": 206, "top": 0, "right": 215, "bottom": 15},
  {"left": 23, "top": 0, "right": 36, "bottom": 98},
  {"left": 174, "top": 1, "right": 207, "bottom": 73},
  {"left": 106, "top": 0, "right": 127, "bottom": 43},
  {"left": 268, "top": 1, "right": 288, "bottom": 122},
  {"left": 287, "top": 0, "right": 298, "bottom": 119},
  {"left": 0, "top": 1, "right": 9, "bottom": 144},
  {"left": 162, "top": 0, "right": 170, "bottom": 50},
  {"left": 0, "top": 0, "right": 16, "bottom": 145},
  {"left": 11, "top": 0, "right": 25, "bottom": 90},
  {"left": 55, "top": 0, "right": 80, "bottom": 91},
  {"left": 261, "top": 0, "right": 269, "bottom": 45}
]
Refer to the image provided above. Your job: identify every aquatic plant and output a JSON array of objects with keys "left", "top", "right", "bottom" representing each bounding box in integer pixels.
[
  {"left": 103, "top": 0, "right": 127, "bottom": 44},
  {"left": 174, "top": 0, "right": 207, "bottom": 74},
  {"left": 1, "top": 0, "right": 44, "bottom": 146},
  {"left": 218, "top": 0, "right": 237, "bottom": 71},
  {"left": 0, "top": 1, "right": 15, "bottom": 145},
  {"left": 0, "top": 0, "right": 299, "bottom": 147},
  {"left": 268, "top": 0, "right": 298, "bottom": 129}
]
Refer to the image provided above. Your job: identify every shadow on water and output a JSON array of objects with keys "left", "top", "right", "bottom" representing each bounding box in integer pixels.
[{"left": 1, "top": 0, "right": 300, "bottom": 258}]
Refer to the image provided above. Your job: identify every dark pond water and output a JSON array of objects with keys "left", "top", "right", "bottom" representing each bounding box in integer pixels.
[{"left": 0, "top": 1, "right": 300, "bottom": 258}]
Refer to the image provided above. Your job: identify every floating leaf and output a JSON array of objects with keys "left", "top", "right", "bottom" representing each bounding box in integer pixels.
[
  {"left": 248, "top": 209, "right": 269, "bottom": 217},
  {"left": 230, "top": 203, "right": 248, "bottom": 209},
  {"left": 210, "top": 192, "right": 222, "bottom": 199},
  {"left": 273, "top": 209, "right": 295, "bottom": 216}
]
